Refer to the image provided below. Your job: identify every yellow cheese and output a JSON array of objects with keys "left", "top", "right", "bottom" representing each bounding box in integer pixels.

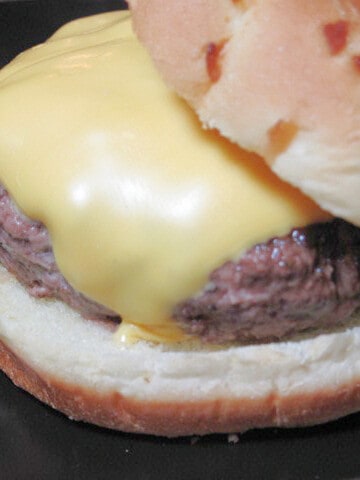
[{"left": 0, "top": 12, "right": 329, "bottom": 343}]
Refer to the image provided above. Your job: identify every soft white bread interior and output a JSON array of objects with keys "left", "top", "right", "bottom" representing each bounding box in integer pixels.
[
  {"left": 2, "top": 264, "right": 360, "bottom": 436},
  {"left": 129, "top": 0, "right": 360, "bottom": 226}
]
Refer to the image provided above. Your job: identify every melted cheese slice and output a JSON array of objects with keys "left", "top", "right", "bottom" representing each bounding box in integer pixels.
[{"left": 0, "top": 12, "right": 329, "bottom": 343}]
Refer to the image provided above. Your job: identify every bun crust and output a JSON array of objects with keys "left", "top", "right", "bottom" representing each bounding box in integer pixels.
[
  {"left": 2, "top": 265, "right": 360, "bottom": 436},
  {"left": 129, "top": 0, "right": 360, "bottom": 226}
]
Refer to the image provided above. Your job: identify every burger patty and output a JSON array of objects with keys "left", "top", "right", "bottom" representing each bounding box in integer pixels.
[
  {"left": 174, "top": 220, "right": 360, "bottom": 343},
  {"left": 0, "top": 186, "right": 119, "bottom": 323},
  {"left": 1, "top": 185, "right": 360, "bottom": 343}
]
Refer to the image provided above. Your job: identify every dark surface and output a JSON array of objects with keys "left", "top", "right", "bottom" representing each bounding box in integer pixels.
[
  {"left": 2, "top": 369, "right": 360, "bottom": 480},
  {"left": 1, "top": 2, "right": 360, "bottom": 479}
]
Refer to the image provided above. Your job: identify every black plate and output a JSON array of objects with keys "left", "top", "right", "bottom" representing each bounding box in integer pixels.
[{"left": 1, "top": 2, "right": 360, "bottom": 479}]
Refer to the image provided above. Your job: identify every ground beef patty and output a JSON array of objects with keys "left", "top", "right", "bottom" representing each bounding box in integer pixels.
[
  {"left": 1, "top": 185, "right": 360, "bottom": 343},
  {"left": 174, "top": 220, "right": 360, "bottom": 343},
  {"left": 0, "top": 186, "right": 119, "bottom": 324}
]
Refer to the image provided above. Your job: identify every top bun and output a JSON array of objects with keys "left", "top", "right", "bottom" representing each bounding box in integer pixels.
[{"left": 129, "top": 0, "right": 360, "bottom": 226}]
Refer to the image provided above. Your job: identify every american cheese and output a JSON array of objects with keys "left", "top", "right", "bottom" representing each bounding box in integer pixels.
[{"left": 0, "top": 12, "right": 329, "bottom": 343}]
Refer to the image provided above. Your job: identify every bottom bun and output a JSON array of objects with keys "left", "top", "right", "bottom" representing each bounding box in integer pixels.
[{"left": 1, "top": 265, "right": 360, "bottom": 437}]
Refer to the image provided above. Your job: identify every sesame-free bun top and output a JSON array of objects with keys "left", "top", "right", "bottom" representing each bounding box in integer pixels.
[{"left": 129, "top": 0, "right": 360, "bottom": 226}]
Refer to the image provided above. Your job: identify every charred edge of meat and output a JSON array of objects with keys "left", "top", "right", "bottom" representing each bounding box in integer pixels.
[{"left": 173, "top": 220, "right": 360, "bottom": 343}]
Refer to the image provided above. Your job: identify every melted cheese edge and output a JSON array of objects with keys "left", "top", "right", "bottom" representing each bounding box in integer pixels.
[{"left": 0, "top": 12, "right": 329, "bottom": 343}]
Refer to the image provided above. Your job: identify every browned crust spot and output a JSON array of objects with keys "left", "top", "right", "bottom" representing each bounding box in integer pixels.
[
  {"left": 353, "top": 55, "right": 360, "bottom": 72},
  {"left": 1, "top": 340, "right": 360, "bottom": 437},
  {"left": 323, "top": 21, "right": 349, "bottom": 55},
  {"left": 206, "top": 39, "right": 228, "bottom": 83},
  {"left": 267, "top": 120, "right": 298, "bottom": 159}
]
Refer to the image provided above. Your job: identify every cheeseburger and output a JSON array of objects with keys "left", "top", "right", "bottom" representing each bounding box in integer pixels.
[{"left": 0, "top": 1, "right": 360, "bottom": 437}]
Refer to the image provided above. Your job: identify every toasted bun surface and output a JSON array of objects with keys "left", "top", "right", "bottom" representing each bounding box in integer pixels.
[
  {"left": 129, "top": 0, "right": 360, "bottom": 226},
  {"left": 1, "top": 265, "right": 360, "bottom": 436}
]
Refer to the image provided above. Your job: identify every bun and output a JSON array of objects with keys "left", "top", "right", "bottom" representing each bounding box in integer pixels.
[
  {"left": 2, "top": 264, "right": 360, "bottom": 436},
  {"left": 129, "top": 0, "right": 360, "bottom": 226}
]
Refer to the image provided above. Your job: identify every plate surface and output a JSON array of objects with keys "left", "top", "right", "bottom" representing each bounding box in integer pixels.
[{"left": 1, "top": 2, "right": 360, "bottom": 479}]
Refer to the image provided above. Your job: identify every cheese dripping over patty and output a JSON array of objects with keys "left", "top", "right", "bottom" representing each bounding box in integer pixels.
[{"left": 0, "top": 12, "right": 329, "bottom": 343}]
